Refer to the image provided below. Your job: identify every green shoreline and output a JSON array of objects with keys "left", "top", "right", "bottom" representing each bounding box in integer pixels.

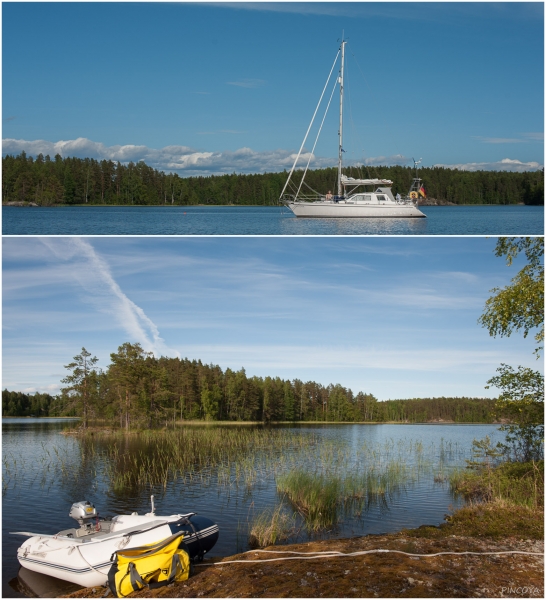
[
  {"left": 9, "top": 417, "right": 507, "bottom": 426},
  {"left": 3, "top": 202, "right": 535, "bottom": 208}
]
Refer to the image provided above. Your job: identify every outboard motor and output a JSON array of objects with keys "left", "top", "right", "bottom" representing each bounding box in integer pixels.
[{"left": 69, "top": 501, "right": 98, "bottom": 527}]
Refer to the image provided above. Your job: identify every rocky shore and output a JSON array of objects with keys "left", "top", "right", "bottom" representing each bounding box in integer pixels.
[
  {"left": 66, "top": 515, "right": 543, "bottom": 598},
  {"left": 418, "top": 198, "right": 457, "bottom": 206}
]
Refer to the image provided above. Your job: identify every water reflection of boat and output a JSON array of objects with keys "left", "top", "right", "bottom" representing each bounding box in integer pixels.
[
  {"left": 10, "top": 567, "right": 83, "bottom": 598},
  {"left": 12, "top": 499, "right": 219, "bottom": 588}
]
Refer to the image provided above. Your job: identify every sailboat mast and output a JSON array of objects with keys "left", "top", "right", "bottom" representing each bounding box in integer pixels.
[{"left": 337, "top": 39, "right": 346, "bottom": 197}]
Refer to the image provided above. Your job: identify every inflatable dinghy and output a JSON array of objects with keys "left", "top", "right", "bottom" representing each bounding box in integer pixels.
[{"left": 12, "top": 498, "right": 219, "bottom": 588}]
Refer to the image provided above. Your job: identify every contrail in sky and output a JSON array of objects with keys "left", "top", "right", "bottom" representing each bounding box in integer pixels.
[{"left": 40, "top": 238, "right": 178, "bottom": 357}]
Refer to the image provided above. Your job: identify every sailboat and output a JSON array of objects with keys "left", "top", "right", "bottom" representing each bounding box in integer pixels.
[{"left": 281, "top": 40, "right": 426, "bottom": 218}]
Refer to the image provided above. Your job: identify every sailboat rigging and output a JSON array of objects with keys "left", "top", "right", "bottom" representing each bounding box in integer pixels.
[{"left": 281, "top": 39, "right": 426, "bottom": 218}]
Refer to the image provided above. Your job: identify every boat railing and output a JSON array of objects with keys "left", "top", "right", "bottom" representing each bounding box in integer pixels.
[
  {"left": 281, "top": 194, "right": 347, "bottom": 204},
  {"left": 282, "top": 194, "right": 322, "bottom": 203},
  {"left": 398, "top": 196, "right": 418, "bottom": 205}
]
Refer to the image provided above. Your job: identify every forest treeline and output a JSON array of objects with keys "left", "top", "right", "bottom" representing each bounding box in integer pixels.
[
  {"left": 2, "top": 344, "right": 498, "bottom": 426},
  {"left": 2, "top": 152, "right": 544, "bottom": 206}
]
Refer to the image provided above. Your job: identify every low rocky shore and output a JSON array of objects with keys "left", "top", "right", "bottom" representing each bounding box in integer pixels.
[
  {"left": 418, "top": 198, "right": 457, "bottom": 206},
  {"left": 66, "top": 515, "right": 543, "bottom": 598}
]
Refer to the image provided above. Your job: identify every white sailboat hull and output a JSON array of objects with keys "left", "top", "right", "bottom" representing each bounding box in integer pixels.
[{"left": 286, "top": 201, "right": 426, "bottom": 218}]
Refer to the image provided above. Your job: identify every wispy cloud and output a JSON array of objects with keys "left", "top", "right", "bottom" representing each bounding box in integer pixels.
[
  {"left": 2, "top": 137, "right": 543, "bottom": 175},
  {"left": 3, "top": 237, "right": 539, "bottom": 398},
  {"left": 474, "top": 137, "right": 524, "bottom": 144},
  {"left": 39, "top": 238, "right": 178, "bottom": 358},
  {"left": 197, "top": 129, "right": 245, "bottom": 135},
  {"left": 210, "top": 2, "right": 543, "bottom": 23},
  {"left": 473, "top": 132, "right": 544, "bottom": 144},
  {"left": 361, "top": 154, "right": 412, "bottom": 167},
  {"left": 174, "top": 342, "right": 514, "bottom": 374},
  {"left": 226, "top": 79, "right": 266, "bottom": 88},
  {"left": 472, "top": 132, "right": 544, "bottom": 144}
]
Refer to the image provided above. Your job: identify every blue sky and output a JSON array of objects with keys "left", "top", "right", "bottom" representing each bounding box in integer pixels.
[
  {"left": 2, "top": 236, "right": 541, "bottom": 400},
  {"left": 2, "top": 2, "right": 543, "bottom": 175}
]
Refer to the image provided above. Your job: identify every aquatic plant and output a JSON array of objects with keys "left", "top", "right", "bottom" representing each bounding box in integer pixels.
[
  {"left": 273, "top": 442, "right": 458, "bottom": 532},
  {"left": 81, "top": 426, "right": 320, "bottom": 492},
  {"left": 276, "top": 466, "right": 402, "bottom": 530},
  {"left": 450, "top": 459, "right": 544, "bottom": 509},
  {"left": 276, "top": 470, "right": 342, "bottom": 530},
  {"left": 5, "top": 427, "right": 480, "bottom": 543},
  {"left": 248, "top": 503, "right": 297, "bottom": 548}
]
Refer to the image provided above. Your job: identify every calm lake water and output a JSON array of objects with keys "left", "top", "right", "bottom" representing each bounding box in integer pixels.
[
  {"left": 3, "top": 205, "right": 543, "bottom": 235},
  {"left": 2, "top": 419, "right": 506, "bottom": 598}
]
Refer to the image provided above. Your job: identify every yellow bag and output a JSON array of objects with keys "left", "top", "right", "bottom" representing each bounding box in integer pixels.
[{"left": 107, "top": 532, "right": 191, "bottom": 597}]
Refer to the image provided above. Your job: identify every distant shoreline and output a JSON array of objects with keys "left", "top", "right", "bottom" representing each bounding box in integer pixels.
[
  {"left": 1, "top": 415, "right": 80, "bottom": 419},
  {"left": 2, "top": 202, "right": 536, "bottom": 208},
  {"left": 3, "top": 417, "right": 504, "bottom": 427}
]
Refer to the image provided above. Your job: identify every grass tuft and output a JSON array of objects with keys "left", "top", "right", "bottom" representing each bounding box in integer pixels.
[
  {"left": 248, "top": 503, "right": 297, "bottom": 548},
  {"left": 276, "top": 470, "right": 342, "bottom": 530},
  {"left": 450, "top": 460, "right": 544, "bottom": 508},
  {"left": 444, "top": 499, "right": 544, "bottom": 539}
]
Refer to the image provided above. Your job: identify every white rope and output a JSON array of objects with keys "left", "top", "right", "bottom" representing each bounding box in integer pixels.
[
  {"left": 278, "top": 47, "right": 340, "bottom": 201},
  {"left": 76, "top": 545, "right": 110, "bottom": 577},
  {"left": 198, "top": 547, "right": 543, "bottom": 567}
]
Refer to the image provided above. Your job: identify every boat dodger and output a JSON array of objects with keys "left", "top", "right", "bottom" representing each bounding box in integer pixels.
[{"left": 12, "top": 499, "right": 219, "bottom": 588}]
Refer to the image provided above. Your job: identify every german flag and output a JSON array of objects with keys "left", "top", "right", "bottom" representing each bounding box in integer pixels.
[{"left": 419, "top": 185, "right": 427, "bottom": 198}]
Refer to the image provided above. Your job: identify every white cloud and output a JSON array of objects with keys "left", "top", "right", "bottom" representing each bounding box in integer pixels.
[
  {"left": 22, "top": 384, "right": 60, "bottom": 394},
  {"left": 433, "top": 158, "right": 543, "bottom": 172},
  {"left": 361, "top": 154, "right": 412, "bottom": 167},
  {"left": 3, "top": 137, "right": 543, "bottom": 176},
  {"left": 2, "top": 137, "right": 333, "bottom": 175},
  {"left": 38, "top": 238, "right": 179, "bottom": 358}
]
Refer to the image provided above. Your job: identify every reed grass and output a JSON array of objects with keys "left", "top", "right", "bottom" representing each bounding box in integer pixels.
[
  {"left": 81, "top": 426, "right": 321, "bottom": 491},
  {"left": 4, "top": 428, "right": 472, "bottom": 538},
  {"left": 275, "top": 459, "right": 421, "bottom": 531},
  {"left": 450, "top": 460, "right": 544, "bottom": 509},
  {"left": 248, "top": 503, "right": 297, "bottom": 548},
  {"left": 276, "top": 470, "right": 342, "bottom": 530},
  {"left": 271, "top": 438, "right": 462, "bottom": 532}
]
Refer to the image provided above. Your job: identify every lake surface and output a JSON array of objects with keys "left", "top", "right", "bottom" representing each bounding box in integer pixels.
[
  {"left": 3, "top": 205, "right": 543, "bottom": 235},
  {"left": 2, "top": 419, "right": 506, "bottom": 598}
]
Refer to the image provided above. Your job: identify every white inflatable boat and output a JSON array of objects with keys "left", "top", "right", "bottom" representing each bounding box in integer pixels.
[{"left": 12, "top": 498, "right": 219, "bottom": 588}]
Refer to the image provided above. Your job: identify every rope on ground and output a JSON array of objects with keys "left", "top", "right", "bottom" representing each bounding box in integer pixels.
[{"left": 196, "top": 547, "right": 543, "bottom": 567}]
